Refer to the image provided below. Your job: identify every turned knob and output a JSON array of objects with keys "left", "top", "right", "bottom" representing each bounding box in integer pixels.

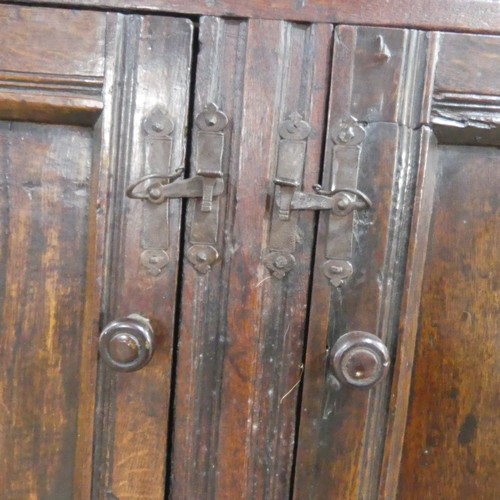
[
  {"left": 99, "top": 314, "right": 154, "bottom": 372},
  {"left": 329, "top": 331, "right": 390, "bottom": 388}
]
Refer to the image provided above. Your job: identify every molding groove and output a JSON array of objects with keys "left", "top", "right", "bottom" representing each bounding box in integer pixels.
[
  {"left": 0, "top": 71, "right": 104, "bottom": 125},
  {"left": 432, "top": 91, "right": 500, "bottom": 128},
  {"left": 0, "top": 70, "right": 103, "bottom": 96}
]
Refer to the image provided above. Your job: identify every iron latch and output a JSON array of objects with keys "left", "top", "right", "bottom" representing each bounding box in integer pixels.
[
  {"left": 127, "top": 103, "right": 227, "bottom": 212},
  {"left": 264, "top": 113, "right": 372, "bottom": 284},
  {"left": 127, "top": 169, "right": 224, "bottom": 211},
  {"left": 275, "top": 182, "right": 371, "bottom": 220},
  {"left": 127, "top": 103, "right": 229, "bottom": 274}
]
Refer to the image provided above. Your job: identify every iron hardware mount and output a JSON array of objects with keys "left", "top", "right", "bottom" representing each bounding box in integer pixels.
[
  {"left": 264, "top": 113, "right": 372, "bottom": 285},
  {"left": 127, "top": 102, "right": 229, "bottom": 274}
]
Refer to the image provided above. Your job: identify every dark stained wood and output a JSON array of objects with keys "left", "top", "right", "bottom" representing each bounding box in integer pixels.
[
  {"left": 0, "top": 6, "right": 109, "bottom": 498},
  {"left": 170, "top": 17, "right": 333, "bottom": 499},
  {"left": 0, "top": 5, "right": 105, "bottom": 126},
  {"left": 294, "top": 25, "right": 427, "bottom": 499},
  {"left": 433, "top": 32, "right": 500, "bottom": 97},
  {"left": 92, "top": 13, "right": 193, "bottom": 499},
  {"left": 0, "top": 6, "right": 194, "bottom": 499},
  {"left": 0, "top": 121, "right": 94, "bottom": 498},
  {"left": 169, "top": 16, "right": 248, "bottom": 500},
  {"left": 381, "top": 32, "right": 500, "bottom": 499},
  {"left": 425, "top": 32, "right": 500, "bottom": 146},
  {"left": 0, "top": 89, "right": 103, "bottom": 126},
  {"left": 2, "top": 2, "right": 500, "bottom": 498},
  {"left": 13, "top": 0, "right": 500, "bottom": 35},
  {"left": 397, "top": 143, "right": 500, "bottom": 499},
  {"left": 0, "top": 5, "right": 105, "bottom": 76},
  {"left": 378, "top": 128, "right": 439, "bottom": 500}
]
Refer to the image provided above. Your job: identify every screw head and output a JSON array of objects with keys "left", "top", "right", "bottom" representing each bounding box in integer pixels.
[
  {"left": 148, "top": 185, "right": 163, "bottom": 201},
  {"left": 338, "top": 126, "right": 355, "bottom": 143},
  {"left": 336, "top": 196, "right": 350, "bottom": 210},
  {"left": 329, "top": 265, "right": 344, "bottom": 274},
  {"left": 205, "top": 114, "right": 217, "bottom": 126},
  {"left": 197, "top": 251, "right": 209, "bottom": 262},
  {"left": 152, "top": 121, "right": 164, "bottom": 132},
  {"left": 331, "top": 118, "right": 366, "bottom": 145},
  {"left": 274, "top": 255, "right": 289, "bottom": 269}
]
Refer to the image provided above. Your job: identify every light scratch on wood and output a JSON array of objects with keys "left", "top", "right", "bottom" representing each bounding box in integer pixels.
[
  {"left": 254, "top": 275, "right": 272, "bottom": 288},
  {"left": 280, "top": 364, "right": 304, "bottom": 404}
]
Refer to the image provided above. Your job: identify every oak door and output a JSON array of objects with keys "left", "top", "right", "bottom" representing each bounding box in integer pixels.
[
  {"left": 386, "top": 32, "right": 500, "bottom": 499},
  {"left": 0, "top": 6, "right": 193, "bottom": 498},
  {"left": 0, "top": 6, "right": 333, "bottom": 498},
  {"left": 294, "top": 26, "right": 500, "bottom": 500},
  {"left": 1, "top": 5, "right": 499, "bottom": 500}
]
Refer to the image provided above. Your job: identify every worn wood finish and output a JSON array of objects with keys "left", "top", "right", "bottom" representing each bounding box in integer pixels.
[
  {"left": 0, "top": 5, "right": 105, "bottom": 126},
  {"left": 0, "top": 6, "right": 108, "bottom": 498},
  {"left": 293, "top": 25, "right": 427, "bottom": 499},
  {"left": 0, "top": 6, "right": 194, "bottom": 499},
  {"left": 0, "top": 5, "right": 105, "bottom": 76},
  {"left": 426, "top": 32, "right": 500, "bottom": 146},
  {"left": 92, "top": 13, "right": 193, "bottom": 499},
  {"left": 169, "top": 16, "right": 247, "bottom": 500},
  {"left": 433, "top": 32, "right": 500, "bottom": 97},
  {"left": 2, "top": 2, "right": 500, "bottom": 498},
  {"left": 397, "top": 144, "right": 500, "bottom": 498},
  {"left": 0, "top": 123, "right": 94, "bottom": 498},
  {"left": 382, "top": 31, "right": 500, "bottom": 499},
  {"left": 12, "top": 0, "right": 500, "bottom": 34},
  {"left": 170, "top": 17, "right": 332, "bottom": 499},
  {"left": 0, "top": 73, "right": 103, "bottom": 126},
  {"left": 378, "top": 128, "right": 438, "bottom": 500}
]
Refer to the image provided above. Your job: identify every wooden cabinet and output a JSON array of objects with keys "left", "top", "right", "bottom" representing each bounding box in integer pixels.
[{"left": 0, "top": 2, "right": 498, "bottom": 499}]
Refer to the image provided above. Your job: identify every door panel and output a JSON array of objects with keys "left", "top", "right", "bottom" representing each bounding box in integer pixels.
[
  {"left": 382, "top": 31, "right": 500, "bottom": 500},
  {"left": 397, "top": 143, "right": 499, "bottom": 498},
  {"left": 0, "top": 7, "right": 107, "bottom": 498},
  {"left": 0, "top": 122, "right": 93, "bottom": 499},
  {"left": 171, "top": 17, "right": 333, "bottom": 500},
  {"left": 0, "top": 6, "right": 193, "bottom": 499},
  {"left": 93, "top": 14, "right": 193, "bottom": 499},
  {"left": 293, "top": 25, "right": 428, "bottom": 499}
]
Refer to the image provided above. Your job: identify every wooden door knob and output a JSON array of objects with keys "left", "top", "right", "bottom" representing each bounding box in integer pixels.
[
  {"left": 99, "top": 315, "right": 154, "bottom": 372},
  {"left": 329, "top": 331, "right": 390, "bottom": 388}
]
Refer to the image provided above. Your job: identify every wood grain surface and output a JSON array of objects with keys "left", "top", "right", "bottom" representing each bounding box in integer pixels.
[
  {"left": 1, "top": 2, "right": 499, "bottom": 498},
  {"left": 293, "top": 25, "right": 427, "bottom": 499},
  {"left": 92, "top": 13, "right": 193, "bottom": 500},
  {"left": 0, "top": 5, "right": 105, "bottom": 76},
  {"left": 11, "top": 0, "right": 500, "bottom": 35},
  {"left": 382, "top": 31, "right": 500, "bottom": 499},
  {"left": 0, "top": 5, "right": 105, "bottom": 125},
  {"left": 0, "top": 6, "right": 108, "bottom": 498},
  {"left": 170, "top": 17, "right": 333, "bottom": 499},
  {"left": 397, "top": 144, "right": 500, "bottom": 498},
  {"left": 0, "top": 121, "right": 94, "bottom": 499}
]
